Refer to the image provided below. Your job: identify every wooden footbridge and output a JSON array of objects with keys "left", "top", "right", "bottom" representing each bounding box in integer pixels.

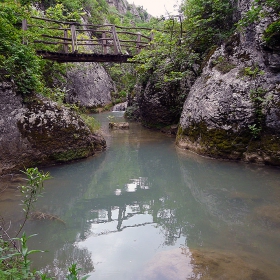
[{"left": 22, "top": 17, "right": 154, "bottom": 63}]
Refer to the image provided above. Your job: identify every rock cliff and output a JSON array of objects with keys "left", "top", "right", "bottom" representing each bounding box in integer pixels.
[
  {"left": 0, "top": 82, "right": 106, "bottom": 175},
  {"left": 128, "top": 68, "right": 196, "bottom": 129},
  {"left": 107, "top": 0, "right": 151, "bottom": 21},
  {"left": 65, "top": 63, "right": 115, "bottom": 108},
  {"left": 177, "top": 1, "right": 280, "bottom": 165}
]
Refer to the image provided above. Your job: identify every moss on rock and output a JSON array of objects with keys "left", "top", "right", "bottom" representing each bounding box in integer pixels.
[
  {"left": 16, "top": 98, "right": 106, "bottom": 168},
  {"left": 177, "top": 121, "right": 280, "bottom": 165},
  {"left": 50, "top": 147, "right": 92, "bottom": 162}
]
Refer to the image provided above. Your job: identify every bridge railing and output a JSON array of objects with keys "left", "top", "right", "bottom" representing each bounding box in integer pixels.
[{"left": 23, "top": 17, "right": 153, "bottom": 55}]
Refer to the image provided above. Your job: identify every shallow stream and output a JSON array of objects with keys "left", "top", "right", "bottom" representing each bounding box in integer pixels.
[{"left": 1, "top": 111, "right": 280, "bottom": 279}]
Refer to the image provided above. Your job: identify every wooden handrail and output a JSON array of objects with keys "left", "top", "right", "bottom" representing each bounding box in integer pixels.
[
  {"left": 27, "top": 25, "right": 70, "bottom": 30},
  {"left": 23, "top": 17, "right": 155, "bottom": 56},
  {"left": 41, "top": 34, "right": 72, "bottom": 41}
]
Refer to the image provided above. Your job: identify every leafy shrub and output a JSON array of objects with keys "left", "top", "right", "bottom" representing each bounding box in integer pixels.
[
  {"left": 212, "top": 56, "right": 235, "bottom": 74},
  {"left": 263, "top": 20, "right": 280, "bottom": 48}
]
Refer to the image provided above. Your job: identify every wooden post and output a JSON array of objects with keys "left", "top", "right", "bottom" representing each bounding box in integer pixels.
[
  {"left": 70, "top": 24, "right": 77, "bottom": 53},
  {"left": 102, "top": 31, "right": 107, "bottom": 55},
  {"left": 111, "top": 25, "right": 118, "bottom": 54},
  {"left": 63, "top": 29, "right": 68, "bottom": 53},
  {"left": 22, "top": 19, "right": 28, "bottom": 45},
  {"left": 148, "top": 32, "right": 154, "bottom": 50},
  {"left": 111, "top": 25, "right": 120, "bottom": 54},
  {"left": 137, "top": 32, "right": 141, "bottom": 54}
]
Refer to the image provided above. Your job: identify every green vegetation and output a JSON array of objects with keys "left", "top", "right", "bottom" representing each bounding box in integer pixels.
[
  {"left": 0, "top": 168, "right": 90, "bottom": 279},
  {"left": 212, "top": 56, "right": 235, "bottom": 74},
  {"left": 131, "top": 0, "right": 279, "bottom": 98},
  {"left": 1, "top": 0, "right": 278, "bottom": 106},
  {"left": 249, "top": 87, "right": 272, "bottom": 138},
  {"left": 127, "top": 0, "right": 238, "bottom": 125},
  {"left": 17, "top": 168, "right": 51, "bottom": 236},
  {"left": 133, "top": 0, "right": 236, "bottom": 70},
  {"left": 238, "top": 63, "right": 269, "bottom": 139},
  {"left": 0, "top": 168, "right": 50, "bottom": 279},
  {"left": 263, "top": 19, "right": 280, "bottom": 48},
  {"left": 80, "top": 114, "right": 101, "bottom": 132},
  {"left": 238, "top": 0, "right": 280, "bottom": 29},
  {"left": 0, "top": 1, "right": 43, "bottom": 94},
  {"left": 239, "top": 64, "right": 265, "bottom": 79},
  {"left": 237, "top": 0, "right": 280, "bottom": 48},
  {"left": 105, "top": 64, "right": 137, "bottom": 102},
  {"left": 0, "top": 232, "right": 46, "bottom": 280},
  {"left": 66, "top": 264, "right": 90, "bottom": 280}
]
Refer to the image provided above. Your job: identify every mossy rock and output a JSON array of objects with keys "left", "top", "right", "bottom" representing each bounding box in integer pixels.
[
  {"left": 16, "top": 99, "right": 106, "bottom": 168},
  {"left": 50, "top": 147, "right": 92, "bottom": 162},
  {"left": 177, "top": 121, "right": 280, "bottom": 165}
]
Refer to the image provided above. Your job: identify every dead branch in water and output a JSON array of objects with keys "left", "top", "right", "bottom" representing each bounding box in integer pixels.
[{"left": 30, "top": 212, "right": 66, "bottom": 225}]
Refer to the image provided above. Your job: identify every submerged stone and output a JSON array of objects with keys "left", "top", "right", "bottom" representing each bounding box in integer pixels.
[
  {"left": 109, "top": 122, "right": 129, "bottom": 129},
  {"left": 254, "top": 205, "right": 280, "bottom": 229},
  {"left": 139, "top": 247, "right": 279, "bottom": 280}
]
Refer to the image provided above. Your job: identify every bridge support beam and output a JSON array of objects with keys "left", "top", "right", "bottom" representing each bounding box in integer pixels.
[
  {"left": 63, "top": 29, "right": 69, "bottom": 53},
  {"left": 70, "top": 24, "right": 78, "bottom": 53},
  {"left": 111, "top": 25, "right": 121, "bottom": 54},
  {"left": 102, "top": 32, "right": 107, "bottom": 55},
  {"left": 22, "top": 19, "right": 28, "bottom": 45},
  {"left": 137, "top": 32, "right": 141, "bottom": 54}
]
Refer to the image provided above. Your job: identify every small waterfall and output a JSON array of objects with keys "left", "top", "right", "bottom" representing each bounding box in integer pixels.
[{"left": 112, "top": 101, "right": 127, "bottom": 111}]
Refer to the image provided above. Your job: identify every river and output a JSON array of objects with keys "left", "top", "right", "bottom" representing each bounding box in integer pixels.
[{"left": 1, "top": 111, "right": 280, "bottom": 279}]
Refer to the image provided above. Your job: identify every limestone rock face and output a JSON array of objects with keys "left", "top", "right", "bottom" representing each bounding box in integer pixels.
[
  {"left": 133, "top": 71, "right": 196, "bottom": 128},
  {"left": 66, "top": 63, "right": 115, "bottom": 108},
  {"left": 107, "top": 0, "right": 128, "bottom": 15},
  {"left": 177, "top": 1, "right": 280, "bottom": 165},
  {"left": 106, "top": 0, "right": 151, "bottom": 21},
  {"left": 0, "top": 82, "right": 106, "bottom": 175}
]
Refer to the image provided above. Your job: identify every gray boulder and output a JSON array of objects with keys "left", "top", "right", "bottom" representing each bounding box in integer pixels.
[
  {"left": 65, "top": 62, "right": 116, "bottom": 108},
  {"left": 0, "top": 82, "right": 106, "bottom": 175}
]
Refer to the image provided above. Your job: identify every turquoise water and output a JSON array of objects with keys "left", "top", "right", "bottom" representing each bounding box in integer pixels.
[{"left": 1, "top": 111, "right": 280, "bottom": 279}]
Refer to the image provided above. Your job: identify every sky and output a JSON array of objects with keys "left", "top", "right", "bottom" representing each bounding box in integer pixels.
[{"left": 127, "top": 0, "right": 181, "bottom": 17}]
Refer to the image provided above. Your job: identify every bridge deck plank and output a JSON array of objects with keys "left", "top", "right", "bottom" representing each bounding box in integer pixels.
[{"left": 37, "top": 51, "right": 134, "bottom": 63}]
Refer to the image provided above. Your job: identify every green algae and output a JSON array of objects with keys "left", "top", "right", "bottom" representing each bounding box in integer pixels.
[{"left": 50, "top": 147, "right": 92, "bottom": 162}]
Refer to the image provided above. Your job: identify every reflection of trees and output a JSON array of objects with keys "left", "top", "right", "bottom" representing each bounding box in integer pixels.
[
  {"left": 41, "top": 243, "right": 94, "bottom": 279},
  {"left": 156, "top": 208, "right": 183, "bottom": 246},
  {"left": 74, "top": 183, "right": 196, "bottom": 248},
  {"left": 76, "top": 187, "right": 160, "bottom": 240}
]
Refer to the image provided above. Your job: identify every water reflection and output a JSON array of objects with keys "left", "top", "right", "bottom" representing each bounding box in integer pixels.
[
  {"left": 77, "top": 177, "right": 156, "bottom": 239},
  {"left": 1, "top": 112, "right": 280, "bottom": 279},
  {"left": 41, "top": 244, "right": 94, "bottom": 278}
]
